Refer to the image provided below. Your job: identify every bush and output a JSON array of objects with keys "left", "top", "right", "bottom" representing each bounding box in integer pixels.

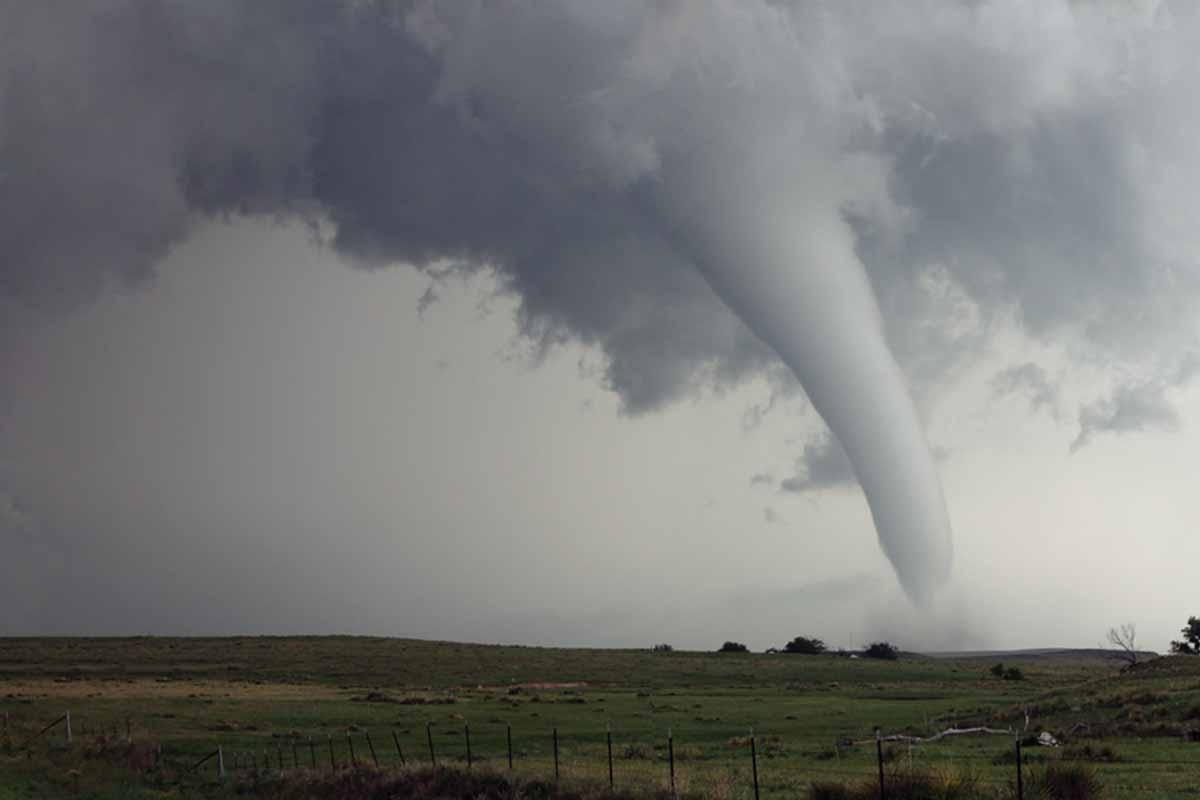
[
  {"left": 863, "top": 642, "right": 899, "bottom": 660},
  {"left": 784, "top": 636, "right": 827, "bottom": 655},
  {"left": 651, "top": 643, "right": 673, "bottom": 652},
  {"left": 991, "top": 663, "right": 1006, "bottom": 677},
  {"left": 1027, "top": 762, "right": 1104, "bottom": 799},
  {"left": 1170, "top": 615, "right": 1200, "bottom": 655},
  {"left": 718, "top": 641, "right": 749, "bottom": 653},
  {"left": 808, "top": 766, "right": 979, "bottom": 799},
  {"left": 1003, "top": 667, "right": 1025, "bottom": 681}
]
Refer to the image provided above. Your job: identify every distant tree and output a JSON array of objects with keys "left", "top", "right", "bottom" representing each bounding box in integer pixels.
[
  {"left": 1106, "top": 623, "right": 1140, "bottom": 666},
  {"left": 1171, "top": 617, "right": 1200, "bottom": 655},
  {"left": 990, "top": 663, "right": 1006, "bottom": 678},
  {"left": 1003, "top": 666, "right": 1025, "bottom": 681},
  {"left": 863, "top": 642, "right": 899, "bottom": 660},
  {"left": 652, "top": 643, "right": 674, "bottom": 652},
  {"left": 718, "top": 641, "right": 749, "bottom": 654},
  {"left": 784, "top": 636, "right": 827, "bottom": 655}
]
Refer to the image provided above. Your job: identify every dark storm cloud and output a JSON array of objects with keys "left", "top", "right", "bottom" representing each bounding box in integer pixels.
[
  {"left": 992, "top": 363, "right": 1060, "bottom": 416},
  {"left": 6, "top": 1, "right": 1198, "bottom": 414},
  {"left": 0, "top": 1, "right": 771, "bottom": 410}
]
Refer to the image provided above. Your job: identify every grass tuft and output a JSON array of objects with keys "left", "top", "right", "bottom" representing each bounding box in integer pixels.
[
  {"left": 1026, "top": 762, "right": 1104, "bottom": 800},
  {"left": 808, "top": 766, "right": 980, "bottom": 800}
]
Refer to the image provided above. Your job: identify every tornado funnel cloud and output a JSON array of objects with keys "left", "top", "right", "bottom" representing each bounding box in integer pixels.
[{"left": 673, "top": 200, "right": 953, "bottom": 604}]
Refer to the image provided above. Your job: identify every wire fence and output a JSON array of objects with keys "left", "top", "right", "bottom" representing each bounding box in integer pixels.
[{"left": 6, "top": 708, "right": 1200, "bottom": 798}]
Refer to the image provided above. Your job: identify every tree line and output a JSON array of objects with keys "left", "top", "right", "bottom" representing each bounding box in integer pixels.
[
  {"left": 653, "top": 638, "right": 900, "bottom": 660},
  {"left": 654, "top": 614, "right": 1200, "bottom": 666}
]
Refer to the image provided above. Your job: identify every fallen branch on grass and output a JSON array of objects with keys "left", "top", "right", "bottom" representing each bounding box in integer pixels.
[{"left": 856, "top": 725, "right": 1015, "bottom": 745}]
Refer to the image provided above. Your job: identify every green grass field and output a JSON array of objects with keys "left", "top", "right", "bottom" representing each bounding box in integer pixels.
[{"left": 2, "top": 637, "right": 1200, "bottom": 798}]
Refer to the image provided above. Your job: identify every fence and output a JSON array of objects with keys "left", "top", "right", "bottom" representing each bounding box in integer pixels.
[{"left": 7, "top": 708, "right": 1200, "bottom": 798}]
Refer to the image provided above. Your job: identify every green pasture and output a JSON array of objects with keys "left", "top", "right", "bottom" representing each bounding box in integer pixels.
[{"left": 2, "top": 638, "right": 1200, "bottom": 797}]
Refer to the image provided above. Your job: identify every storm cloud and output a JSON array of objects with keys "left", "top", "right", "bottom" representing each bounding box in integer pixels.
[
  {"left": 6, "top": 1, "right": 1200, "bottom": 606},
  {"left": 5, "top": 2, "right": 1199, "bottom": 401},
  {"left": 992, "top": 363, "right": 1060, "bottom": 417},
  {"left": 1072, "top": 354, "right": 1200, "bottom": 451},
  {"left": 780, "top": 437, "right": 858, "bottom": 495}
]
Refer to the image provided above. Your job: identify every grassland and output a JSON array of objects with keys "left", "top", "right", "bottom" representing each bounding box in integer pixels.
[{"left": 3, "top": 637, "right": 1200, "bottom": 798}]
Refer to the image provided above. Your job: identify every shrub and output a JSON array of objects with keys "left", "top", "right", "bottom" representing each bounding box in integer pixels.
[
  {"left": 807, "top": 766, "right": 978, "bottom": 800},
  {"left": 1170, "top": 615, "right": 1200, "bottom": 654},
  {"left": 991, "top": 663, "right": 1006, "bottom": 678},
  {"left": 1003, "top": 667, "right": 1025, "bottom": 681},
  {"left": 718, "top": 641, "right": 749, "bottom": 653},
  {"left": 1027, "top": 762, "right": 1104, "bottom": 799},
  {"left": 863, "top": 642, "right": 899, "bottom": 660},
  {"left": 784, "top": 636, "right": 827, "bottom": 655},
  {"left": 651, "top": 643, "right": 673, "bottom": 652}
]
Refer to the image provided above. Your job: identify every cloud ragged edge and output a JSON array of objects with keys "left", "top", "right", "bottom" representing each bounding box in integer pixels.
[{"left": 1071, "top": 354, "right": 1200, "bottom": 451}]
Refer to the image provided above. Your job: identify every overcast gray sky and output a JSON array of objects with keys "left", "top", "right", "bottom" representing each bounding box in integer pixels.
[{"left": 4, "top": 1, "right": 1200, "bottom": 653}]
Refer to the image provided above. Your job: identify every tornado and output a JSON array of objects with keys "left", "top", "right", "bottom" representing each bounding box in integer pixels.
[{"left": 665, "top": 183, "right": 954, "bottom": 605}]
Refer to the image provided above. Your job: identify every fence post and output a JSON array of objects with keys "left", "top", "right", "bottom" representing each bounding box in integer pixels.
[
  {"left": 669, "top": 728, "right": 677, "bottom": 795},
  {"left": 876, "top": 728, "right": 885, "bottom": 800},
  {"left": 218, "top": 745, "right": 225, "bottom": 779},
  {"left": 607, "top": 724, "right": 614, "bottom": 791},
  {"left": 328, "top": 733, "right": 336, "bottom": 770},
  {"left": 278, "top": 744, "right": 284, "bottom": 770},
  {"left": 292, "top": 739, "right": 299, "bottom": 769},
  {"left": 553, "top": 727, "right": 560, "bottom": 782},
  {"left": 507, "top": 723, "right": 513, "bottom": 770},
  {"left": 309, "top": 737, "right": 317, "bottom": 769},
  {"left": 1015, "top": 735, "right": 1024, "bottom": 800},
  {"left": 65, "top": 711, "right": 72, "bottom": 745},
  {"left": 366, "top": 731, "right": 379, "bottom": 768},
  {"left": 751, "top": 729, "right": 760, "bottom": 800},
  {"left": 347, "top": 732, "right": 357, "bottom": 766},
  {"left": 392, "top": 730, "right": 406, "bottom": 766},
  {"left": 465, "top": 723, "right": 472, "bottom": 768},
  {"left": 427, "top": 722, "right": 437, "bottom": 767}
]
